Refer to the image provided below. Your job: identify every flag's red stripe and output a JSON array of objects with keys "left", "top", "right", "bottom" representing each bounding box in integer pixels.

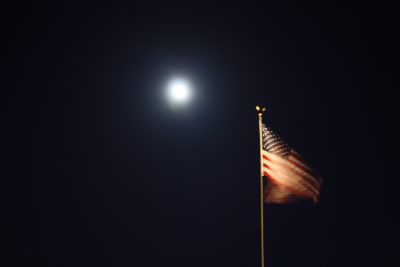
[
  {"left": 266, "top": 175, "right": 316, "bottom": 203},
  {"left": 266, "top": 165, "right": 318, "bottom": 200},
  {"left": 263, "top": 157, "right": 319, "bottom": 199},
  {"left": 264, "top": 153, "right": 320, "bottom": 191},
  {"left": 263, "top": 151, "right": 320, "bottom": 199},
  {"left": 287, "top": 157, "right": 311, "bottom": 176},
  {"left": 288, "top": 152, "right": 318, "bottom": 178},
  {"left": 286, "top": 158, "right": 320, "bottom": 190}
]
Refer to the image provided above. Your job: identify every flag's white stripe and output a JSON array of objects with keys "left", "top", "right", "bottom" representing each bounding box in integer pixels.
[
  {"left": 288, "top": 151, "right": 315, "bottom": 176},
  {"left": 264, "top": 159, "right": 319, "bottom": 198},
  {"left": 261, "top": 151, "right": 321, "bottom": 198},
  {"left": 263, "top": 150, "right": 321, "bottom": 190},
  {"left": 268, "top": 165, "right": 319, "bottom": 200},
  {"left": 264, "top": 167, "right": 317, "bottom": 203},
  {"left": 287, "top": 153, "right": 322, "bottom": 187},
  {"left": 264, "top": 184, "right": 299, "bottom": 204},
  {"left": 273, "top": 158, "right": 320, "bottom": 194}
]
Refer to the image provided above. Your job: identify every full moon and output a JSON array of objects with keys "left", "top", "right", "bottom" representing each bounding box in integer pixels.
[{"left": 166, "top": 78, "right": 192, "bottom": 106}]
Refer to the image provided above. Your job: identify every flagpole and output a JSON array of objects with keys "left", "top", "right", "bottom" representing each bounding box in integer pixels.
[{"left": 256, "top": 106, "right": 265, "bottom": 267}]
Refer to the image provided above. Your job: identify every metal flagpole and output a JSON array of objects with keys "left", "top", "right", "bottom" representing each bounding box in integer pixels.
[{"left": 256, "top": 105, "right": 266, "bottom": 267}]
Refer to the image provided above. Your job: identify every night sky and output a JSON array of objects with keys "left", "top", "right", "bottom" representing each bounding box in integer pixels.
[{"left": 9, "top": 1, "right": 398, "bottom": 266}]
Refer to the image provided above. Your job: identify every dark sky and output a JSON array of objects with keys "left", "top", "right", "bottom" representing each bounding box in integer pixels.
[{"left": 9, "top": 1, "right": 398, "bottom": 266}]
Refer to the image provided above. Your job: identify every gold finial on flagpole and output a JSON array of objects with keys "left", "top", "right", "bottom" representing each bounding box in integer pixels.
[{"left": 256, "top": 105, "right": 267, "bottom": 117}]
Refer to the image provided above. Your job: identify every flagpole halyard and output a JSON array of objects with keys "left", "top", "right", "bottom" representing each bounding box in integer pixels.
[{"left": 256, "top": 105, "right": 266, "bottom": 267}]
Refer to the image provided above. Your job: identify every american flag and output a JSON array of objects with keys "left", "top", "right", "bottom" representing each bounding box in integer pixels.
[{"left": 261, "top": 124, "right": 322, "bottom": 204}]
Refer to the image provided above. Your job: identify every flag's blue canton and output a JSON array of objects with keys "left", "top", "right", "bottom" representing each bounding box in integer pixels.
[{"left": 262, "top": 124, "right": 290, "bottom": 159}]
